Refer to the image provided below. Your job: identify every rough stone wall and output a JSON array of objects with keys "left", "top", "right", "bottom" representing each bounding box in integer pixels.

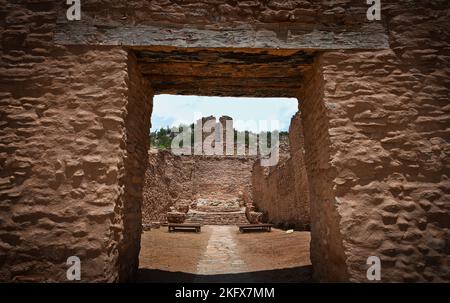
[
  {"left": 0, "top": 2, "right": 124, "bottom": 282},
  {"left": 300, "top": 2, "right": 450, "bottom": 282},
  {"left": 118, "top": 53, "right": 153, "bottom": 282},
  {"left": 0, "top": 0, "right": 449, "bottom": 283},
  {"left": 252, "top": 113, "right": 310, "bottom": 230},
  {"left": 142, "top": 149, "right": 195, "bottom": 224},
  {"left": 142, "top": 151, "right": 255, "bottom": 224},
  {"left": 0, "top": 1, "right": 153, "bottom": 282},
  {"left": 67, "top": 0, "right": 371, "bottom": 29},
  {"left": 289, "top": 111, "right": 311, "bottom": 227},
  {"left": 299, "top": 58, "right": 350, "bottom": 282},
  {"left": 192, "top": 156, "right": 255, "bottom": 201}
]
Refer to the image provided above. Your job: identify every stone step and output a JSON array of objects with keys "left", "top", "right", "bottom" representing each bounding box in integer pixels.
[{"left": 186, "top": 210, "right": 249, "bottom": 225}]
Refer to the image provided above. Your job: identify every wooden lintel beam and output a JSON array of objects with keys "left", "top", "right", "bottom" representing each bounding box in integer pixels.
[
  {"left": 152, "top": 85, "right": 300, "bottom": 98},
  {"left": 138, "top": 62, "right": 308, "bottom": 78},
  {"left": 148, "top": 76, "right": 301, "bottom": 88}
]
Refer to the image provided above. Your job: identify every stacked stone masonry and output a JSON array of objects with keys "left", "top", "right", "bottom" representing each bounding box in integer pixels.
[
  {"left": 252, "top": 112, "right": 311, "bottom": 230},
  {"left": 142, "top": 149, "right": 255, "bottom": 225},
  {"left": 298, "top": 3, "right": 450, "bottom": 280},
  {"left": 0, "top": 0, "right": 449, "bottom": 282}
]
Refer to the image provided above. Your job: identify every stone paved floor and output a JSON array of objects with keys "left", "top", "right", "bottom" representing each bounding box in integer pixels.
[
  {"left": 196, "top": 226, "right": 248, "bottom": 275},
  {"left": 137, "top": 225, "right": 312, "bottom": 282}
]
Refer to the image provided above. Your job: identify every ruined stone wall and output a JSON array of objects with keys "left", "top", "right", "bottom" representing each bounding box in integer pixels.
[
  {"left": 192, "top": 156, "right": 255, "bottom": 201},
  {"left": 0, "top": 3, "right": 126, "bottom": 281},
  {"left": 300, "top": 2, "right": 450, "bottom": 282},
  {"left": 142, "top": 151, "right": 255, "bottom": 225},
  {"left": 142, "top": 149, "right": 195, "bottom": 224},
  {"left": 299, "top": 58, "right": 350, "bottom": 282},
  {"left": 252, "top": 113, "right": 310, "bottom": 230},
  {"left": 0, "top": 1, "right": 153, "bottom": 282},
  {"left": 0, "top": 0, "right": 449, "bottom": 283},
  {"left": 71, "top": 0, "right": 370, "bottom": 29},
  {"left": 118, "top": 53, "right": 153, "bottom": 282}
]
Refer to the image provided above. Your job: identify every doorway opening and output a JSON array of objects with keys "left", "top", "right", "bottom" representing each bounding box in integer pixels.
[
  {"left": 136, "top": 95, "right": 311, "bottom": 282},
  {"left": 118, "top": 47, "right": 348, "bottom": 282}
]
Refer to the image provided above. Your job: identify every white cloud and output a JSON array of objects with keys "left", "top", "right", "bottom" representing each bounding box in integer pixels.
[{"left": 151, "top": 95, "right": 298, "bottom": 132}]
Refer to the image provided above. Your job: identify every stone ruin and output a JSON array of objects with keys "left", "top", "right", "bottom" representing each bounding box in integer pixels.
[
  {"left": 146, "top": 114, "right": 307, "bottom": 229},
  {"left": 145, "top": 115, "right": 264, "bottom": 226},
  {"left": 185, "top": 198, "right": 249, "bottom": 225},
  {"left": 0, "top": 1, "right": 449, "bottom": 282},
  {"left": 166, "top": 197, "right": 263, "bottom": 226}
]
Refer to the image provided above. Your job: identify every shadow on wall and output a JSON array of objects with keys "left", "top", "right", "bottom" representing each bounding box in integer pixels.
[{"left": 136, "top": 265, "right": 312, "bottom": 283}]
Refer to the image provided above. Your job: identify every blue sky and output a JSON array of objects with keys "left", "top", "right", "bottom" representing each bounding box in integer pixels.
[{"left": 151, "top": 95, "right": 298, "bottom": 132}]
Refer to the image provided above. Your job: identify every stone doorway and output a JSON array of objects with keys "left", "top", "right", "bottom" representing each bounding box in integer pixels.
[
  {"left": 118, "top": 47, "right": 348, "bottom": 282},
  {"left": 137, "top": 94, "right": 311, "bottom": 282}
]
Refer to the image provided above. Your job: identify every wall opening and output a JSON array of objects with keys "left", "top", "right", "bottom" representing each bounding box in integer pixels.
[
  {"left": 118, "top": 48, "right": 347, "bottom": 283},
  {"left": 133, "top": 94, "right": 313, "bottom": 282}
]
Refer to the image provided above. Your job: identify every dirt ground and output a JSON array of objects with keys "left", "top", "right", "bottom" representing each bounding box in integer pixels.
[{"left": 137, "top": 225, "right": 311, "bottom": 283}]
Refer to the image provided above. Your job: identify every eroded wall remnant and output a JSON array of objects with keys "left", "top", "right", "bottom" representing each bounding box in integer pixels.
[
  {"left": 142, "top": 149, "right": 255, "bottom": 225},
  {"left": 142, "top": 149, "right": 195, "bottom": 224},
  {"left": 0, "top": 41, "right": 138, "bottom": 281},
  {"left": 0, "top": 1, "right": 449, "bottom": 282},
  {"left": 252, "top": 112, "right": 310, "bottom": 230},
  {"left": 299, "top": 5, "right": 450, "bottom": 280},
  {"left": 118, "top": 53, "right": 154, "bottom": 282}
]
